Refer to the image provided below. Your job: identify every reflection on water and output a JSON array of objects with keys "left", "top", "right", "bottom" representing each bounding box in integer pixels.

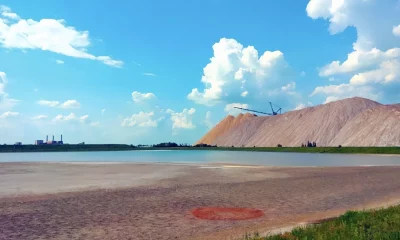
[{"left": 0, "top": 150, "right": 399, "bottom": 167}]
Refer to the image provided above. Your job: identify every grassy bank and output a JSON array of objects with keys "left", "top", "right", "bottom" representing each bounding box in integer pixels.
[
  {"left": 140, "top": 146, "right": 400, "bottom": 154},
  {"left": 200, "top": 146, "right": 400, "bottom": 154},
  {"left": 0, "top": 144, "right": 135, "bottom": 153},
  {"left": 245, "top": 205, "right": 400, "bottom": 240}
]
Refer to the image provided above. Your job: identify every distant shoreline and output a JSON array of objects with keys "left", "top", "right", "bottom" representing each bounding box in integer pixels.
[{"left": 0, "top": 144, "right": 399, "bottom": 154}]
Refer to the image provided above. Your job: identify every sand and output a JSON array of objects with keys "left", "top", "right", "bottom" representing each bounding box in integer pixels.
[
  {"left": 196, "top": 97, "right": 400, "bottom": 147},
  {"left": 1, "top": 162, "right": 400, "bottom": 240}
]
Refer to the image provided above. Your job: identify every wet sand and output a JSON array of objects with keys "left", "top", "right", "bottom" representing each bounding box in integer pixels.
[{"left": 1, "top": 162, "right": 400, "bottom": 240}]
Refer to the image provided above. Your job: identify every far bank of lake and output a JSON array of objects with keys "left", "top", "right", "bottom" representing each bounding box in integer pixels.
[{"left": 0, "top": 144, "right": 399, "bottom": 155}]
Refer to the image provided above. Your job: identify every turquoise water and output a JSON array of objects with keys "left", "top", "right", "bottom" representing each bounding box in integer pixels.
[{"left": 0, "top": 150, "right": 400, "bottom": 166}]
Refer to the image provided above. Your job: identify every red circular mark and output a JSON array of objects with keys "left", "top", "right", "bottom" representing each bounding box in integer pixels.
[{"left": 191, "top": 207, "right": 264, "bottom": 220}]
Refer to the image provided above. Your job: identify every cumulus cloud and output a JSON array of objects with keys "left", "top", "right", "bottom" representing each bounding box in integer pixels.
[
  {"left": 121, "top": 111, "right": 158, "bottom": 127},
  {"left": 394, "top": 25, "right": 400, "bottom": 37},
  {"left": 37, "top": 99, "right": 80, "bottom": 108},
  {"left": 167, "top": 108, "right": 196, "bottom": 130},
  {"left": 187, "top": 38, "right": 295, "bottom": 107},
  {"left": 319, "top": 48, "right": 400, "bottom": 77},
  {"left": 306, "top": 0, "right": 399, "bottom": 51},
  {"left": 311, "top": 83, "right": 379, "bottom": 103},
  {"left": 0, "top": 111, "right": 19, "bottom": 118},
  {"left": 101, "top": 109, "right": 106, "bottom": 115},
  {"left": 53, "top": 113, "right": 91, "bottom": 124},
  {"left": 56, "top": 60, "right": 64, "bottom": 64},
  {"left": 0, "top": 71, "right": 19, "bottom": 110},
  {"left": 224, "top": 103, "right": 249, "bottom": 115},
  {"left": 307, "top": 0, "right": 400, "bottom": 103},
  {"left": 293, "top": 102, "right": 313, "bottom": 110},
  {"left": 59, "top": 100, "right": 80, "bottom": 109},
  {"left": 0, "top": 5, "right": 123, "bottom": 67},
  {"left": 131, "top": 91, "right": 156, "bottom": 103}
]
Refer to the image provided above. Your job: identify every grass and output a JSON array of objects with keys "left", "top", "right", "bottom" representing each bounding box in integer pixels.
[
  {"left": 203, "top": 146, "right": 400, "bottom": 154},
  {"left": 142, "top": 146, "right": 400, "bottom": 155},
  {"left": 0, "top": 144, "right": 135, "bottom": 153},
  {"left": 244, "top": 205, "right": 400, "bottom": 240}
]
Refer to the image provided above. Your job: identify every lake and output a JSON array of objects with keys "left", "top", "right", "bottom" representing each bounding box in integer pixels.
[{"left": 0, "top": 150, "right": 400, "bottom": 166}]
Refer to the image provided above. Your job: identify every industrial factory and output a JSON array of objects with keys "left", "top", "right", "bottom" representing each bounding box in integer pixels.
[{"left": 35, "top": 135, "right": 64, "bottom": 145}]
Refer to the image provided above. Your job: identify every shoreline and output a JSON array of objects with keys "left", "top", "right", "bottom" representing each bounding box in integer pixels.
[
  {"left": 1, "top": 145, "right": 400, "bottom": 155},
  {"left": 1, "top": 162, "right": 400, "bottom": 240}
]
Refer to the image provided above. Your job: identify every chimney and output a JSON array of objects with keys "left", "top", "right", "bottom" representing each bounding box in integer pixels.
[
  {"left": 46, "top": 135, "right": 48, "bottom": 142},
  {"left": 61, "top": 134, "right": 63, "bottom": 142},
  {"left": 52, "top": 135, "right": 54, "bottom": 142}
]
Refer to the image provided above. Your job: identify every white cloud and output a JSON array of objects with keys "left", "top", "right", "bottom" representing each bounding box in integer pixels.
[
  {"left": 59, "top": 100, "right": 80, "bottom": 109},
  {"left": 224, "top": 103, "right": 249, "bottom": 115},
  {"left": 241, "top": 91, "right": 248, "bottom": 97},
  {"left": 56, "top": 60, "right": 64, "bottom": 64},
  {"left": 0, "top": 71, "right": 19, "bottom": 110},
  {"left": 80, "top": 115, "right": 89, "bottom": 123},
  {"left": 319, "top": 48, "right": 400, "bottom": 77},
  {"left": 142, "top": 73, "right": 156, "bottom": 77},
  {"left": 0, "top": 5, "right": 123, "bottom": 67},
  {"left": 293, "top": 102, "right": 313, "bottom": 110},
  {"left": 393, "top": 25, "right": 400, "bottom": 37},
  {"left": 121, "top": 111, "right": 158, "bottom": 127},
  {"left": 167, "top": 108, "right": 196, "bottom": 130},
  {"left": 308, "top": 0, "right": 400, "bottom": 103},
  {"left": 187, "top": 38, "right": 294, "bottom": 107},
  {"left": 300, "top": 71, "right": 306, "bottom": 77},
  {"left": 37, "top": 99, "right": 80, "bottom": 108},
  {"left": 32, "top": 115, "right": 48, "bottom": 120},
  {"left": 37, "top": 100, "right": 60, "bottom": 107},
  {"left": 101, "top": 109, "right": 106, "bottom": 115},
  {"left": 311, "top": 83, "right": 379, "bottom": 103},
  {"left": 306, "top": 0, "right": 399, "bottom": 51},
  {"left": 53, "top": 113, "right": 91, "bottom": 124},
  {"left": 0, "top": 5, "right": 19, "bottom": 20},
  {"left": 204, "top": 111, "right": 213, "bottom": 129},
  {"left": 131, "top": 91, "right": 156, "bottom": 103},
  {"left": 0, "top": 111, "right": 19, "bottom": 118},
  {"left": 281, "top": 82, "right": 296, "bottom": 92}
]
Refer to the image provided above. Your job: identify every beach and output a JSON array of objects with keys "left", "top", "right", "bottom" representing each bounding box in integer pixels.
[{"left": 1, "top": 162, "right": 400, "bottom": 240}]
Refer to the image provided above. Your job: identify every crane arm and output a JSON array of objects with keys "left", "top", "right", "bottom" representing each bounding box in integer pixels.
[{"left": 233, "top": 107, "right": 272, "bottom": 115}]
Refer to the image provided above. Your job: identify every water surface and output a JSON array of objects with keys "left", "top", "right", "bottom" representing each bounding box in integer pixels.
[{"left": 0, "top": 150, "right": 400, "bottom": 166}]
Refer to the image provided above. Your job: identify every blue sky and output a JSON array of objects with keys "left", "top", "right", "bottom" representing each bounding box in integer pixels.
[{"left": 0, "top": 0, "right": 399, "bottom": 144}]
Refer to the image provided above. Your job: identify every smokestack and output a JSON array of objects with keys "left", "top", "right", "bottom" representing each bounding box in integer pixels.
[
  {"left": 61, "top": 134, "right": 63, "bottom": 142},
  {"left": 52, "top": 135, "right": 54, "bottom": 142},
  {"left": 46, "top": 135, "right": 48, "bottom": 142}
]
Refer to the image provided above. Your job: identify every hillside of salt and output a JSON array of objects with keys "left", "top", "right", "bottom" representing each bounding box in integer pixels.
[{"left": 196, "top": 97, "right": 400, "bottom": 147}]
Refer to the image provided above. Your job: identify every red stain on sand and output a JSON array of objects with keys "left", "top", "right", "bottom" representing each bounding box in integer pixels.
[{"left": 191, "top": 207, "right": 264, "bottom": 220}]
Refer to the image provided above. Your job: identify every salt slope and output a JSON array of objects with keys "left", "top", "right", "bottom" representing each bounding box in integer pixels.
[
  {"left": 197, "top": 97, "right": 400, "bottom": 147},
  {"left": 195, "top": 113, "right": 256, "bottom": 145},
  {"left": 331, "top": 104, "right": 400, "bottom": 146}
]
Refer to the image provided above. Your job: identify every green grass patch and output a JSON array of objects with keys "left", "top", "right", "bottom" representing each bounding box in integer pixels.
[{"left": 244, "top": 205, "right": 400, "bottom": 240}]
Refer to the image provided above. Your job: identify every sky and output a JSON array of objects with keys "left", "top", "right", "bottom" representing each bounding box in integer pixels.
[{"left": 0, "top": 0, "right": 399, "bottom": 145}]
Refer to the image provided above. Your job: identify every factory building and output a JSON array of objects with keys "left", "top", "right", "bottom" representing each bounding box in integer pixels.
[{"left": 35, "top": 135, "right": 64, "bottom": 145}]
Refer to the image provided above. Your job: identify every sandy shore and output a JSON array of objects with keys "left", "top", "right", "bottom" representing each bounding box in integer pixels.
[{"left": 1, "top": 162, "right": 400, "bottom": 240}]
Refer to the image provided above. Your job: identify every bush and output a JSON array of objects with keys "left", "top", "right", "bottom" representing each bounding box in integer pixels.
[{"left": 277, "top": 144, "right": 283, "bottom": 147}]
